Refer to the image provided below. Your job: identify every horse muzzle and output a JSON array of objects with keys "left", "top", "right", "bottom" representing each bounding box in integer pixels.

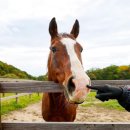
[{"left": 64, "top": 76, "right": 91, "bottom": 104}]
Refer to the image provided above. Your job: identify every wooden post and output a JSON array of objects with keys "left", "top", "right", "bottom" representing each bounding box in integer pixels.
[
  {"left": 16, "top": 93, "right": 18, "bottom": 104},
  {"left": 0, "top": 93, "right": 2, "bottom": 130},
  {"left": 2, "top": 93, "right": 5, "bottom": 97},
  {"left": 29, "top": 94, "right": 32, "bottom": 99}
]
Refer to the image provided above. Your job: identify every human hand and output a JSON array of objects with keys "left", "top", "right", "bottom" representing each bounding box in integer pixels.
[{"left": 87, "top": 84, "right": 123, "bottom": 102}]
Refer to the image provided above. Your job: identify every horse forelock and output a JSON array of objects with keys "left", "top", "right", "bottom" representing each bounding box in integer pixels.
[
  {"left": 51, "top": 33, "right": 75, "bottom": 44},
  {"left": 58, "top": 33, "right": 75, "bottom": 39}
]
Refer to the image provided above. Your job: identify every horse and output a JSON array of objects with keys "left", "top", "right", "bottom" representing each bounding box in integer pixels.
[{"left": 42, "top": 17, "right": 91, "bottom": 122}]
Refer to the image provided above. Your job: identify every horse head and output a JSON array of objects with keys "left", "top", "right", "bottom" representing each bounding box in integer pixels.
[{"left": 48, "top": 17, "right": 91, "bottom": 104}]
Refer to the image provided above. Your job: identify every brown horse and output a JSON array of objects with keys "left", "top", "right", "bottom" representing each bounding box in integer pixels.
[{"left": 42, "top": 18, "right": 91, "bottom": 122}]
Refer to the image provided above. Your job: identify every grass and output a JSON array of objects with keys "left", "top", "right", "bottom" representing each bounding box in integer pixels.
[
  {"left": 1, "top": 93, "right": 42, "bottom": 115},
  {"left": 80, "top": 92, "right": 125, "bottom": 111},
  {"left": 1, "top": 92, "right": 125, "bottom": 115},
  {"left": 97, "top": 100, "right": 125, "bottom": 111},
  {"left": 1, "top": 93, "right": 15, "bottom": 97}
]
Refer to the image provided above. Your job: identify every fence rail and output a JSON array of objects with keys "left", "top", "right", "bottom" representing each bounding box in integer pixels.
[
  {"left": 1, "top": 80, "right": 130, "bottom": 130},
  {"left": 2, "top": 122, "right": 130, "bottom": 130},
  {"left": 1, "top": 80, "right": 130, "bottom": 93},
  {"left": 1, "top": 93, "right": 30, "bottom": 102}
]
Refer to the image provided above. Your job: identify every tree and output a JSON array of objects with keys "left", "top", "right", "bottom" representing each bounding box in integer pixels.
[
  {"left": 87, "top": 65, "right": 130, "bottom": 80},
  {"left": 0, "top": 60, "right": 36, "bottom": 79}
]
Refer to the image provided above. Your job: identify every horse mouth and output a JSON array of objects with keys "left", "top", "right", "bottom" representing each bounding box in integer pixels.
[
  {"left": 63, "top": 88, "right": 84, "bottom": 104},
  {"left": 68, "top": 99, "right": 84, "bottom": 104}
]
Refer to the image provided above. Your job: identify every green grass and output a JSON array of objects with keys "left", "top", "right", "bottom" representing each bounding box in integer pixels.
[
  {"left": 1, "top": 92, "right": 125, "bottom": 115},
  {"left": 97, "top": 100, "right": 125, "bottom": 111},
  {"left": 1, "top": 93, "right": 15, "bottom": 97},
  {"left": 80, "top": 92, "right": 125, "bottom": 111},
  {"left": 1, "top": 93, "right": 42, "bottom": 115}
]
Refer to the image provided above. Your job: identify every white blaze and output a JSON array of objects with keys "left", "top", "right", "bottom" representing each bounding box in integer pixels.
[{"left": 61, "top": 38, "right": 90, "bottom": 84}]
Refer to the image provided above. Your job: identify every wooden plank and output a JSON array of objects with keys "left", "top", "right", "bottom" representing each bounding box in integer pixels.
[
  {"left": 0, "top": 78, "right": 35, "bottom": 82},
  {"left": 2, "top": 123, "right": 130, "bottom": 130},
  {"left": 91, "top": 80, "right": 130, "bottom": 86},
  {"left": 0, "top": 81, "right": 64, "bottom": 93},
  {"left": 1, "top": 93, "right": 29, "bottom": 101},
  {"left": 0, "top": 80, "right": 130, "bottom": 93}
]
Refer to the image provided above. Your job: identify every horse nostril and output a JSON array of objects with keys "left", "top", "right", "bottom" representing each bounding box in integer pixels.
[{"left": 67, "top": 76, "right": 75, "bottom": 95}]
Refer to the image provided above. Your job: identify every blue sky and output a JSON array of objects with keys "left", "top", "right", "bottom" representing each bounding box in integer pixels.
[{"left": 0, "top": 0, "right": 130, "bottom": 76}]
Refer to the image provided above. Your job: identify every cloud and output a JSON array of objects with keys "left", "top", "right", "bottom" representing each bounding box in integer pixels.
[
  {"left": 0, "top": 0, "right": 84, "bottom": 23},
  {"left": 83, "top": 44, "right": 130, "bottom": 70},
  {"left": 0, "top": 47, "right": 49, "bottom": 76},
  {"left": 0, "top": 0, "right": 130, "bottom": 76}
]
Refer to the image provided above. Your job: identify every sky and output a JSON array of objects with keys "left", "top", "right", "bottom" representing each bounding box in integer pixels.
[{"left": 0, "top": 0, "right": 130, "bottom": 76}]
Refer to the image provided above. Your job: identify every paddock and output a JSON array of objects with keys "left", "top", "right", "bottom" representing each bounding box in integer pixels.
[{"left": 0, "top": 80, "right": 130, "bottom": 130}]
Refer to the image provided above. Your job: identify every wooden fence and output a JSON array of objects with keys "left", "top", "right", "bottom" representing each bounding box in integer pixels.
[
  {"left": 0, "top": 80, "right": 130, "bottom": 130},
  {"left": 1, "top": 93, "right": 40, "bottom": 103},
  {"left": 1, "top": 93, "right": 30, "bottom": 102}
]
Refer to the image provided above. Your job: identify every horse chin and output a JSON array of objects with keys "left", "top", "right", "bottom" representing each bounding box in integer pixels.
[
  {"left": 63, "top": 88, "right": 84, "bottom": 104},
  {"left": 69, "top": 100, "right": 84, "bottom": 104}
]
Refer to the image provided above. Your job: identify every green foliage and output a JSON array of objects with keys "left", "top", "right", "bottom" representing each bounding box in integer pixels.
[
  {"left": 1, "top": 60, "right": 130, "bottom": 81},
  {"left": 2, "top": 73, "right": 19, "bottom": 79},
  {"left": 0, "top": 61, "right": 36, "bottom": 80},
  {"left": 37, "top": 75, "right": 48, "bottom": 81},
  {"left": 87, "top": 65, "right": 130, "bottom": 80}
]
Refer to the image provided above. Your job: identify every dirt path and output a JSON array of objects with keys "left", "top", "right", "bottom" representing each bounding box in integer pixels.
[{"left": 2, "top": 102, "right": 130, "bottom": 122}]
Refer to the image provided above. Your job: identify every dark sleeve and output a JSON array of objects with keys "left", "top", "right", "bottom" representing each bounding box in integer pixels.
[{"left": 118, "top": 85, "right": 130, "bottom": 112}]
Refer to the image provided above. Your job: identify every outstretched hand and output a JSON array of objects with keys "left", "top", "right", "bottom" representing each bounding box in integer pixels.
[{"left": 87, "top": 84, "right": 123, "bottom": 102}]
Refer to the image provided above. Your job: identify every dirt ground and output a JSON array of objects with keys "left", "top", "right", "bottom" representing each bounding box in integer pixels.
[{"left": 2, "top": 102, "right": 130, "bottom": 122}]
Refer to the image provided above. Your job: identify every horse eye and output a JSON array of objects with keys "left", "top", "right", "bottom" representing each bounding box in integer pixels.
[{"left": 50, "top": 46, "right": 57, "bottom": 53}]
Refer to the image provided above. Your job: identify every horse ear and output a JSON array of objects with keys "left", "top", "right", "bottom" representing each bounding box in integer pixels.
[
  {"left": 49, "top": 17, "right": 58, "bottom": 39},
  {"left": 70, "top": 19, "right": 79, "bottom": 38}
]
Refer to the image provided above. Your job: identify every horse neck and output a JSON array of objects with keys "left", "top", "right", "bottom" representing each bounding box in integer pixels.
[
  {"left": 48, "top": 93, "right": 67, "bottom": 110},
  {"left": 47, "top": 75, "right": 65, "bottom": 108},
  {"left": 47, "top": 59, "right": 65, "bottom": 108}
]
